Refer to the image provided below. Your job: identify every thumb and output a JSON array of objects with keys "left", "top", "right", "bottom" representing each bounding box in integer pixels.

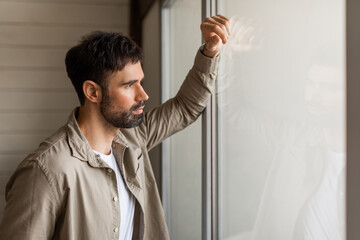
[
  {"left": 206, "top": 36, "right": 220, "bottom": 50},
  {"left": 211, "top": 35, "right": 220, "bottom": 44}
]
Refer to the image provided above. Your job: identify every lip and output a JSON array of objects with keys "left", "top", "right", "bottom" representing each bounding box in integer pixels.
[{"left": 132, "top": 106, "right": 144, "bottom": 114}]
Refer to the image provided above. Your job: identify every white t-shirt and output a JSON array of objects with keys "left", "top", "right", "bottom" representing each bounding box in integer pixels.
[{"left": 93, "top": 148, "right": 135, "bottom": 240}]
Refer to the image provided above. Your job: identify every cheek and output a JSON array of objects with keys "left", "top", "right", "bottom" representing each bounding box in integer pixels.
[{"left": 109, "top": 90, "right": 135, "bottom": 109}]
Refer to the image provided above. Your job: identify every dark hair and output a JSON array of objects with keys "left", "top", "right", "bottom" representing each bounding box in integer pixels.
[{"left": 65, "top": 31, "right": 143, "bottom": 105}]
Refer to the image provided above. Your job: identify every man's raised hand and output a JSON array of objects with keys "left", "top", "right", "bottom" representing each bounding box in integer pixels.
[{"left": 200, "top": 15, "right": 230, "bottom": 58}]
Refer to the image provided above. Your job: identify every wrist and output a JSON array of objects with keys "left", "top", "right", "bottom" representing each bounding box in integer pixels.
[{"left": 201, "top": 44, "right": 219, "bottom": 58}]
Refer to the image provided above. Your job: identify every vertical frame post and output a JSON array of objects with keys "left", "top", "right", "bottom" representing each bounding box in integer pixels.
[
  {"left": 346, "top": 0, "right": 360, "bottom": 239},
  {"left": 160, "top": 0, "right": 175, "bottom": 235},
  {"left": 201, "top": 0, "right": 212, "bottom": 238},
  {"left": 202, "top": 0, "right": 219, "bottom": 239}
]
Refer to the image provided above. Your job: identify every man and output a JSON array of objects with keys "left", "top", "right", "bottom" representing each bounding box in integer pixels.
[{"left": 0, "top": 15, "right": 230, "bottom": 239}]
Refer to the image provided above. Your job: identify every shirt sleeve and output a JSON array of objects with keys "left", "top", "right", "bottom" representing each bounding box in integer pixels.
[
  {"left": 142, "top": 48, "right": 220, "bottom": 150},
  {"left": 0, "top": 159, "right": 59, "bottom": 240}
]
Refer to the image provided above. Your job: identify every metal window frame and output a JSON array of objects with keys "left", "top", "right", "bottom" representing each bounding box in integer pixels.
[
  {"left": 346, "top": 0, "right": 360, "bottom": 239},
  {"left": 202, "top": 0, "right": 220, "bottom": 239},
  {"left": 204, "top": 1, "right": 360, "bottom": 240},
  {"left": 160, "top": 0, "right": 173, "bottom": 235}
]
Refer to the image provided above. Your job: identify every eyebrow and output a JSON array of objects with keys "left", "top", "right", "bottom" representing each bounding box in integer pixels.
[{"left": 121, "top": 80, "right": 138, "bottom": 86}]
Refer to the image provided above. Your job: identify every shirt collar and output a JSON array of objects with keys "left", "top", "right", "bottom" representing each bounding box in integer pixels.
[{"left": 66, "top": 107, "right": 129, "bottom": 166}]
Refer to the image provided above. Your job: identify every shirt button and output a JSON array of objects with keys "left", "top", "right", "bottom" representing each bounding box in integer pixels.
[
  {"left": 114, "top": 227, "right": 119, "bottom": 233},
  {"left": 113, "top": 196, "right": 118, "bottom": 202},
  {"left": 107, "top": 169, "right": 112, "bottom": 173}
]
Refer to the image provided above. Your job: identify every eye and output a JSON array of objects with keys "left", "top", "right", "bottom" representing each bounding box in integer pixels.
[{"left": 125, "top": 83, "right": 134, "bottom": 88}]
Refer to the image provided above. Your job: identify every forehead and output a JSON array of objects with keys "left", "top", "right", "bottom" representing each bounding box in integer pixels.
[{"left": 108, "top": 61, "right": 144, "bottom": 83}]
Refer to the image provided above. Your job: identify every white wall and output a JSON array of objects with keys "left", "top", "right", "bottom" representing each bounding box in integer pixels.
[{"left": 0, "top": 0, "right": 130, "bottom": 219}]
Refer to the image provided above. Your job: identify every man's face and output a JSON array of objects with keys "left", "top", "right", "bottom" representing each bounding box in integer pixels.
[{"left": 100, "top": 61, "right": 149, "bottom": 128}]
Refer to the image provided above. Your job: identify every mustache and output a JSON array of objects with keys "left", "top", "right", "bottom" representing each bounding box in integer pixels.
[{"left": 129, "top": 101, "right": 145, "bottom": 112}]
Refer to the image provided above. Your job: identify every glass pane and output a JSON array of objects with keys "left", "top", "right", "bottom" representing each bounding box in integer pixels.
[
  {"left": 218, "top": 0, "right": 346, "bottom": 239},
  {"left": 167, "top": 0, "right": 202, "bottom": 239}
]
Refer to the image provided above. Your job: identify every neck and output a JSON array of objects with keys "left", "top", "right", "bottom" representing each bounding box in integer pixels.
[{"left": 76, "top": 104, "right": 118, "bottom": 155}]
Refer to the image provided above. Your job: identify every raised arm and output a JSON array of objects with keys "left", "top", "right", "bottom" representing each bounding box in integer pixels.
[{"left": 141, "top": 15, "right": 230, "bottom": 150}]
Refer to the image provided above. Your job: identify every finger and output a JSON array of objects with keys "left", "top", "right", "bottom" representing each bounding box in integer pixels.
[
  {"left": 201, "top": 22, "right": 227, "bottom": 44},
  {"left": 204, "top": 17, "right": 229, "bottom": 41},
  {"left": 201, "top": 22, "right": 228, "bottom": 44},
  {"left": 216, "top": 14, "right": 230, "bottom": 22},
  {"left": 206, "top": 16, "right": 230, "bottom": 38},
  {"left": 212, "top": 15, "right": 231, "bottom": 36}
]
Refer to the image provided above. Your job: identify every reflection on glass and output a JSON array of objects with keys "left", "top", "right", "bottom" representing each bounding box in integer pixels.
[{"left": 218, "top": 0, "right": 345, "bottom": 239}]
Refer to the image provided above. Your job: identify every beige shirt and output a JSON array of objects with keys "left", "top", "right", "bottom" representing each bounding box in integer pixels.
[{"left": 0, "top": 49, "right": 219, "bottom": 240}]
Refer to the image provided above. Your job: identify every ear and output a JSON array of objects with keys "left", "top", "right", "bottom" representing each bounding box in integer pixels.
[{"left": 82, "top": 80, "right": 102, "bottom": 103}]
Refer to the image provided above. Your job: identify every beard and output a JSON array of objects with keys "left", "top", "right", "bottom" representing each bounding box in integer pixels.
[{"left": 100, "top": 91, "right": 145, "bottom": 129}]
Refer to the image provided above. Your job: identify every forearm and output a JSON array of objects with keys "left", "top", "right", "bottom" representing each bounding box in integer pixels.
[
  {"left": 175, "top": 48, "right": 220, "bottom": 119},
  {"left": 143, "top": 48, "right": 220, "bottom": 150}
]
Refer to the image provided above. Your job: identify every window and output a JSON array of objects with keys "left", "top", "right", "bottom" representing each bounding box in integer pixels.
[
  {"left": 162, "top": 0, "right": 202, "bottom": 239},
  {"left": 218, "top": 0, "right": 345, "bottom": 239},
  {"left": 161, "top": 0, "right": 357, "bottom": 239}
]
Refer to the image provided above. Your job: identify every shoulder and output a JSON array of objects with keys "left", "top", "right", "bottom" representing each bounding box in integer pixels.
[
  {"left": 20, "top": 125, "right": 78, "bottom": 176},
  {"left": 5, "top": 126, "right": 70, "bottom": 199}
]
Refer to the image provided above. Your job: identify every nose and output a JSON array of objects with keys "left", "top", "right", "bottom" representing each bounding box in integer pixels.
[{"left": 135, "top": 85, "right": 149, "bottom": 102}]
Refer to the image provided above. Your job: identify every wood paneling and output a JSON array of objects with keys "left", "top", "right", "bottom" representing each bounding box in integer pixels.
[
  {"left": 0, "top": 48, "right": 67, "bottom": 68},
  {"left": 0, "top": 70, "right": 72, "bottom": 89},
  {"left": 0, "top": 0, "right": 129, "bottom": 4},
  {"left": 0, "top": 0, "right": 130, "bottom": 220},
  {"left": 0, "top": 25, "right": 128, "bottom": 47},
  {"left": 0, "top": 2, "right": 129, "bottom": 27},
  {"left": 0, "top": 112, "right": 70, "bottom": 131},
  {"left": 0, "top": 92, "right": 77, "bottom": 110},
  {"left": 0, "top": 134, "right": 52, "bottom": 152}
]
